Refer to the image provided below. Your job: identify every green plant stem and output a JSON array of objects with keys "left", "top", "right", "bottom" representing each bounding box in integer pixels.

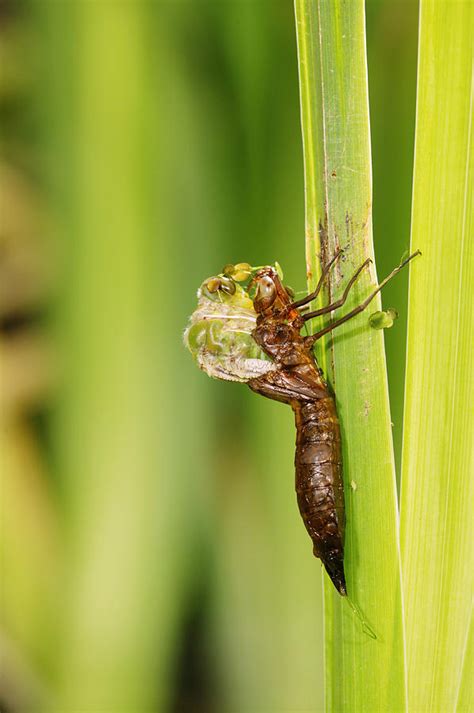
[{"left": 294, "top": 1, "right": 407, "bottom": 710}]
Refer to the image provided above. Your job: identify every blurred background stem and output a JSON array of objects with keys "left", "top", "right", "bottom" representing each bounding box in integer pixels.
[{"left": 45, "top": 3, "right": 182, "bottom": 709}]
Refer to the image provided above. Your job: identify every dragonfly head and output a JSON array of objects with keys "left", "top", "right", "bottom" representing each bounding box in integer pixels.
[{"left": 197, "top": 261, "right": 293, "bottom": 316}]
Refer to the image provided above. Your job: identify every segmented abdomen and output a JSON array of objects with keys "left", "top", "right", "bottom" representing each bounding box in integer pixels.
[{"left": 293, "top": 396, "right": 346, "bottom": 595}]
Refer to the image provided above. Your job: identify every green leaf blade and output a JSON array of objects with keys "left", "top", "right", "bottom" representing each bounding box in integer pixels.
[
  {"left": 294, "top": 1, "right": 407, "bottom": 710},
  {"left": 401, "top": 2, "right": 473, "bottom": 711}
]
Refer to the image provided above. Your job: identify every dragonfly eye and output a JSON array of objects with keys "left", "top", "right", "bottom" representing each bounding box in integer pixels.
[
  {"left": 201, "top": 277, "right": 223, "bottom": 301},
  {"left": 253, "top": 275, "right": 277, "bottom": 312},
  {"left": 204, "top": 278, "right": 221, "bottom": 294},
  {"left": 202, "top": 276, "right": 236, "bottom": 300},
  {"left": 257, "top": 276, "right": 276, "bottom": 299},
  {"left": 219, "top": 276, "right": 236, "bottom": 295},
  {"left": 222, "top": 262, "right": 252, "bottom": 282}
]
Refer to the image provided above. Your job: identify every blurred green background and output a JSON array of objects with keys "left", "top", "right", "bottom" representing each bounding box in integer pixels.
[{"left": 0, "top": 1, "right": 417, "bottom": 711}]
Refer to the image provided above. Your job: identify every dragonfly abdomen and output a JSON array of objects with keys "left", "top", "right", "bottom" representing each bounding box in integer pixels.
[{"left": 293, "top": 397, "right": 346, "bottom": 595}]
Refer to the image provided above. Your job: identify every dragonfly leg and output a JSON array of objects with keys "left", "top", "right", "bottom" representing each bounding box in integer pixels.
[
  {"left": 302, "top": 258, "right": 371, "bottom": 322},
  {"left": 290, "top": 249, "right": 343, "bottom": 309},
  {"left": 306, "top": 250, "right": 421, "bottom": 345}
]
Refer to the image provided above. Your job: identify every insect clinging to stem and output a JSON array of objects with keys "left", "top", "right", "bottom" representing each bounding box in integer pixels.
[{"left": 184, "top": 250, "right": 420, "bottom": 612}]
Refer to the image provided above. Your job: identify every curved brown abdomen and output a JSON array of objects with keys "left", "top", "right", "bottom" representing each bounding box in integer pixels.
[{"left": 293, "top": 396, "right": 346, "bottom": 595}]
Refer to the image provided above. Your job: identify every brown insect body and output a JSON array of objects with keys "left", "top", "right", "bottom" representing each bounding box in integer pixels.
[
  {"left": 187, "top": 251, "right": 419, "bottom": 599},
  {"left": 248, "top": 267, "right": 346, "bottom": 595}
]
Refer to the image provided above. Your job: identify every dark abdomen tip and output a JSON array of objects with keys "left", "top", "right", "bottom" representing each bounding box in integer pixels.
[{"left": 319, "top": 549, "right": 347, "bottom": 596}]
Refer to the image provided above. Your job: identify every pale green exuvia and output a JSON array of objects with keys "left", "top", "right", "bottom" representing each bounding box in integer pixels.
[{"left": 183, "top": 272, "right": 275, "bottom": 383}]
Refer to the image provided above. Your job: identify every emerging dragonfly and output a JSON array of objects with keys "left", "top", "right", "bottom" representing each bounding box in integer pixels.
[{"left": 184, "top": 251, "right": 419, "bottom": 596}]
